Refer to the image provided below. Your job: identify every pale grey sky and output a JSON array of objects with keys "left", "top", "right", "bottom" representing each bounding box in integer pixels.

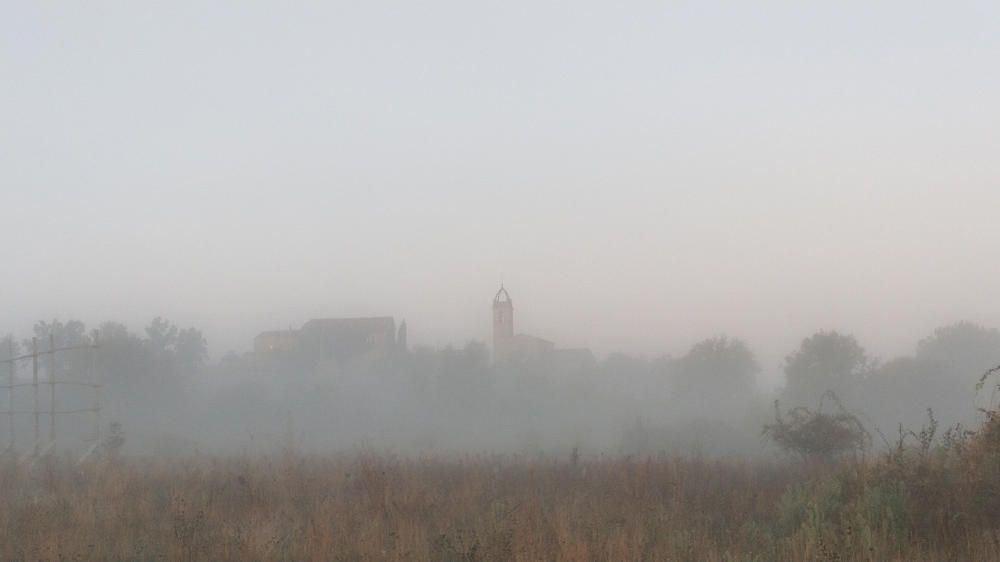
[{"left": 3, "top": 2, "right": 1000, "bottom": 383}]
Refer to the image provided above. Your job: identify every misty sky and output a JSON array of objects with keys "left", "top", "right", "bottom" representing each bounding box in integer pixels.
[{"left": 3, "top": 2, "right": 1000, "bottom": 385}]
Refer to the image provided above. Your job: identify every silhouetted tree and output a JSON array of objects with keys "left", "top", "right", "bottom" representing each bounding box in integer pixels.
[
  {"left": 0, "top": 335, "right": 19, "bottom": 361},
  {"left": 141, "top": 317, "right": 207, "bottom": 377},
  {"left": 783, "top": 331, "right": 872, "bottom": 406},
  {"left": 672, "top": 336, "right": 757, "bottom": 409},
  {"left": 95, "top": 321, "right": 133, "bottom": 343},
  {"left": 145, "top": 317, "right": 178, "bottom": 360},
  {"left": 912, "top": 322, "right": 1000, "bottom": 425},
  {"left": 176, "top": 327, "right": 208, "bottom": 372},
  {"left": 27, "top": 319, "right": 90, "bottom": 349},
  {"left": 600, "top": 353, "right": 654, "bottom": 381},
  {"left": 437, "top": 340, "right": 492, "bottom": 397},
  {"left": 763, "top": 391, "right": 870, "bottom": 462},
  {"left": 859, "top": 356, "right": 936, "bottom": 432},
  {"left": 25, "top": 319, "right": 92, "bottom": 380},
  {"left": 916, "top": 322, "right": 1000, "bottom": 380},
  {"left": 94, "top": 321, "right": 147, "bottom": 387},
  {"left": 845, "top": 323, "right": 1000, "bottom": 434}
]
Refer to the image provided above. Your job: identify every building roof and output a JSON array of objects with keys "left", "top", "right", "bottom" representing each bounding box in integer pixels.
[
  {"left": 513, "top": 333, "right": 553, "bottom": 346},
  {"left": 254, "top": 329, "right": 298, "bottom": 339},
  {"left": 493, "top": 285, "right": 512, "bottom": 306},
  {"left": 301, "top": 317, "right": 395, "bottom": 331}
]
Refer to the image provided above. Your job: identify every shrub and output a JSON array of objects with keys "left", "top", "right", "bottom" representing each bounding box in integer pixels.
[{"left": 763, "top": 392, "right": 870, "bottom": 462}]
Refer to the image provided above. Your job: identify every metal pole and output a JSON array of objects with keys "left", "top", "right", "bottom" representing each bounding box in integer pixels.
[
  {"left": 7, "top": 339, "right": 14, "bottom": 453},
  {"left": 49, "top": 333, "right": 55, "bottom": 446},
  {"left": 32, "top": 337, "right": 38, "bottom": 457},
  {"left": 92, "top": 338, "right": 100, "bottom": 444}
]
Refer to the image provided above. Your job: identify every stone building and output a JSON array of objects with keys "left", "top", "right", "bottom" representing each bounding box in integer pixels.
[
  {"left": 492, "top": 285, "right": 593, "bottom": 368},
  {"left": 254, "top": 316, "right": 403, "bottom": 367},
  {"left": 253, "top": 329, "right": 299, "bottom": 354},
  {"left": 298, "top": 317, "right": 397, "bottom": 364},
  {"left": 492, "top": 286, "right": 514, "bottom": 363}
]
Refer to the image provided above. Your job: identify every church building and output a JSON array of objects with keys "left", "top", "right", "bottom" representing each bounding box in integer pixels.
[{"left": 492, "top": 285, "right": 590, "bottom": 367}]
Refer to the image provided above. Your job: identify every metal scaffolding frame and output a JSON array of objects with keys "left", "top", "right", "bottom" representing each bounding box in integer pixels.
[{"left": 0, "top": 334, "right": 102, "bottom": 465}]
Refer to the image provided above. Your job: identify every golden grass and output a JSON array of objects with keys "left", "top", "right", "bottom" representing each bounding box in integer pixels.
[{"left": 0, "top": 449, "right": 997, "bottom": 561}]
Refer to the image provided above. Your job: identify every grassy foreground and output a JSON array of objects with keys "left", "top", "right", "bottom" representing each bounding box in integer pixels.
[{"left": 3, "top": 421, "right": 1000, "bottom": 562}]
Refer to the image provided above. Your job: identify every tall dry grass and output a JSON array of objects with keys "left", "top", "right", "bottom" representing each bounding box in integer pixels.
[{"left": 1, "top": 440, "right": 1000, "bottom": 561}]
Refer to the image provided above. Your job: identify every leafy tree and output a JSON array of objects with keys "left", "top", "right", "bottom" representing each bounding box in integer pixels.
[
  {"left": 437, "top": 340, "right": 492, "bottom": 394},
  {"left": 25, "top": 319, "right": 93, "bottom": 380},
  {"left": 145, "top": 317, "right": 178, "bottom": 359},
  {"left": 94, "top": 321, "right": 147, "bottom": 387},
  {"left": 176, "top": 328, "right": 208, "bottom": 372},
  {"left": 672, "top": 336, "right": 757, "bottom": 404},
  {"left": 0, "top": 335, "right": 19, "bottom": 361},
  {"left": 916, "top": 321, "right": 1000, "bottom": 380},
  {"left": 95, "top": 321, "right": 134, "bottom": 343},
  {"left": 861, "top": 356, "right": 940, "bottom": 432},
  {"left": 783, "top": 331, "right": 872, "bottom": 405},
  {"left": 27, "top": 319, "right": 90, "bottom": 349},
  {"left": 854, "top": 323, "right": 1000, "bottom": 432},
  {"left": 441, "top": 340, "right": 489, "bottom": 373},
  {"left": 142, "top": 317, "right": 207, "bottom": 376},
  {"left": 909, "top": 322, "right": 1000, "bottom": 425},
  {"left": 600, "top": 353, "right": 652, "bottom": 379}
]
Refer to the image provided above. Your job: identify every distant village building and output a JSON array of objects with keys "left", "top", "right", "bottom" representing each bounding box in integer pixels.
[
  {"left": 492, "top": 286, "right": 514, "bottom": 363},
  {"left": 253, "top": 329, "right": 299, "bottom": 354},
  {"left": 299, "top": 317, "right": 397, "bottom": 363},
  {"left": 492, "top": 285, "right": 594, "bottom": 368},
  {"left": 252, "top": 286, "right": 592, "bottom": 371},
  {"left": 254, "top": 316, "right": 404, "bottom": 367},
  {"left": 397, "top": 320, "right": 407, "bottom": 352}
]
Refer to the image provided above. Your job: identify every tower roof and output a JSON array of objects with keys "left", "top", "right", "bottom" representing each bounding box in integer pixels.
[{"left": 493, "top": 285, "right": 512, "bottom": 306}]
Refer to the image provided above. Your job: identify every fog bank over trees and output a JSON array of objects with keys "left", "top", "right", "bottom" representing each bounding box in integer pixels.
[{"left": 2, "top": 317, "right": 998, "bottom": 459}]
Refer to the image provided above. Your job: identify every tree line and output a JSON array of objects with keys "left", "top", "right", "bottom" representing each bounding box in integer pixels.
[{"left": 2, "top": 318, "right": 997, "bottom": 454}]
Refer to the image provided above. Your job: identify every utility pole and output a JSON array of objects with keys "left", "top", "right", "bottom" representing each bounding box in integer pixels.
[
  {"left": 7, "top": 339, "right": 14, "bottom": 454},
  {"left": 49, "top": 333, "right": 56, "bottom": 447},
  {"left": 32, "top": 337, "right": 38, "bottom": 457},
  {"left": 91, "top": 337, "right": 100, "bottom": 445},
  {"left": 0, "top": 335, "right": 104, "bottom": 463}
]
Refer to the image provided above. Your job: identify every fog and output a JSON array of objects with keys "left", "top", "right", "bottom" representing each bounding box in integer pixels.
[
  {"left": 1, "top": 315, "right": 997, "bottom": 459},
  {"left": 3, "top": 2, "right": 1000, "bottom": 457}
]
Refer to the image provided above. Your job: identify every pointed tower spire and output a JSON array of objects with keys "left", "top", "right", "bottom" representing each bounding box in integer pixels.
[{"left": 492, "top": 285, "right": 513, "bottom": 364}]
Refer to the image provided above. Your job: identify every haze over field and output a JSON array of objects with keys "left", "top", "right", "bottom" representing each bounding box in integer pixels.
[
  {"left": 3, "top": 2, "right": 1000, "bottom": 385},
  {"left": 8, "top": 5, "right": 1000, "bottom": 560}
]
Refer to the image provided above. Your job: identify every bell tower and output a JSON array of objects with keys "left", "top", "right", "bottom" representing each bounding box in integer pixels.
[{"left": 492, "top": 285, "right": 513, "bottom": 363}]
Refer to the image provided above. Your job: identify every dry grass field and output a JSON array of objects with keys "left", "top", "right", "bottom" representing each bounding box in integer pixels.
[{"left": 3, "top": 418, "right": 1000, "bottom": 562}]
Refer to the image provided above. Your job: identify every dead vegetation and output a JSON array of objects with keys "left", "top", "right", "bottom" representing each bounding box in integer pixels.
[
  {"left": 763, "top": 391, "right": 871, "bottom": 462},
  {"left": 0, "top": 437, "right": 996, "bottom": 561},
  {"left": 3, "top": 371, "right": 1000, "bottom": 560}
]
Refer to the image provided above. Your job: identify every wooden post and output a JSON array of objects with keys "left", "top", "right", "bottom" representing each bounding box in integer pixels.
[
  {"left": 48, "top": 333, "right": 56, "bottom": 447},
  {"left": 32, "top": 337, "right": 38, "bottom": 457},
  {"left": 92, "top": 337, "right": 100, "bottom": 445},
  {"left": 7, "top": 339, "right": 14, "bottom": 453}
]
